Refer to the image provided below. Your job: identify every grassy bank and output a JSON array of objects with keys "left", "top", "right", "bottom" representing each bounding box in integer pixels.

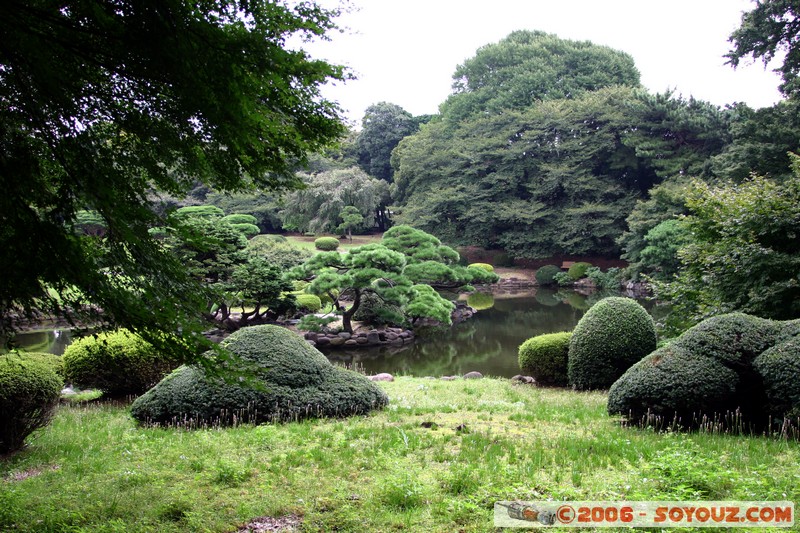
[{"left": 2, "top": 378, "right": 798, "bottom": 532}]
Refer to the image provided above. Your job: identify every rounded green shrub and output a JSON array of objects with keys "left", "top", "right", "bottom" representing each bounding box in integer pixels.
[
  {"left": 518, "top": 332, "right": 571, "bottom": 386},
  {"left": 130, "top": 325, "right": 389, "bottom": 426},
  {"left": 468, "top": 263, "right": 494, "bottom": 272},
  {"left": 63, "top": 330, "right": 180, "bottom": 395},
  {"left": 353, "top": 291, "right": 405, "bottom": 326},
  {"left": 229, "top": 223, "right": 260, "bottom": 238},
  {"left": 671, "top": 313, "right": 779, "bottom": 367},
  {"left": 13, "top": 352, "right": 64, "bottom": 380},
  {"left": 295, "top": 293, "right": 322, "bottom": 313},
  {"left": 753, "top": 337, "right": 800, "bottom": 421},
  {"left": 221, "top": 213, "right": 258, "bottom": 225},
  {"left": 607, "top": 345, "right": 739, "bottom": 425},
  {"left": 466, "top": 292, "right": 494, "bottom": 311},
  {"left": 465, "top": 265, "right": 500, "bottom": 284},
  {"left": 535, "top": 264, "right": 561, "bottom": 286},
  {"left": 568, "top": 297, "right": 657, "bottom": 390},
  {"left": 0, "top": 354, "right": 62, "bottom": 454},
  {"left": 567, "top": 261, "right": 593, "bottom": 280},
  {"left": 314, "top": 237, "right": 340, "bottom": 251}
]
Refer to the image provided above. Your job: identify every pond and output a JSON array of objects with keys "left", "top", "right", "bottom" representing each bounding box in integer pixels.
[
  {"left": 3, "top": 289, "right": 653, "bottom": 379},
  {"left": 322, "top": 288, "right": 634, "bottom": 378}
]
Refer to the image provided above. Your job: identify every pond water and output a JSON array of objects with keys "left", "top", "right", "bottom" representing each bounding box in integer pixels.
[
  {"left": 3, "top": 289, "right": 652, "bottom": 379},
  {"left": 323, "top": 289, "right": 628, "bottom": 378}
]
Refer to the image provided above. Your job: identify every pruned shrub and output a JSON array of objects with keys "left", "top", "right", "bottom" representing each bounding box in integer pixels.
[
  {"left": 221, "top": 213, "right": 258, "bottom": 225},
  {"left": 0, "top": 354, "right": 62, "bottom": 454},
  {"left": 753, "top": 337, "right": 800, "bottom": 421},
  {"left": 608, "top": 313, "right": 800, "bottom": 430},
  {"left": 567, "top": 261, "right": 593, "bottom": 280},
  {"left": 130, "top": 325, "right": 389, "bottom": 426},
  {"left": 295, "top": 293, "right": 322, "bottom": 313},
  {"left": 229, "top": 223, "right": 260, "bottom": 238},
  {"left": 568, "top": 297, "right": 657, "bottom": 390},
  {"left": 63, "top": 330, "right": 181, "bottom": 395},
  {"left": 518, "top": 332, "right": 571, "bottom": 386},
  {"left": 465, "top": 265, "right": 500, "bottom": 284},
  {"left": 314, "top": 237, "right": 340, "bottom": 251},
  {"left": 607, "top": 345, "right": 739, "bottom": 426},
  {"left": 353, "top": 291, "right": 406, "bottom": 326},
  {"left": 468, "top": 263, "right": 494, "bottom": 272},
  {"left": 7, "top": 351, "right": 64, "bottom": 380},
  {"left": 535, "top": 264, "right": 561, "bottom": 286}
]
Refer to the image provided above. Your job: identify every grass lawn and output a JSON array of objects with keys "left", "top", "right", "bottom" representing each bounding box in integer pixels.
[
  {"left": 284, "top": 233, "right": 383, "bottom": 252},
  {"left": 2, "top": 378, "right": 798, "bottom": 532}
]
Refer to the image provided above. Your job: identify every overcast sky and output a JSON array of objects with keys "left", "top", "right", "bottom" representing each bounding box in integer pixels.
[{"left": 301, "top": 0, "right": 784, "bottom": 127}]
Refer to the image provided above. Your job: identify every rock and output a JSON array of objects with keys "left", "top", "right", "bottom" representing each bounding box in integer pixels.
[
  {"left": 355, "top": 336, "right": 369, "bottom": 344},
  {"left": 329, "top": 336, "right": 346, "bottom": 346},
  {"left": 304, "top": 332, "right": 318, "bottom": 342},
  {"left": 511, "top": 375, "right": 536, "bottom": 384},
  {"left": 366, "top": 330, "right": 381, "bottom": 344},
  {"left": 315, "top": 336, "right": 330, "bottom": 346},
  {"left": 369, "top": 373, "right": 394, "bottom": 382},
  {"left": 61, "top": 386, "right": 76, "bottom": 396},
  {"left": 344, "top": 339, "right": 358, "bottom": 346},
  {"left": 463, "top": 371, "right": 483, "bottom": 379},
  {"left": 399, "top": 331, "right": 412, "bottom": 338},
  {"left": 337, "top": 332, "right": 352, "bottom": 340},
  {"left": 385, "top": 332, "right": 399, "bottom": 341},
  {"left": 440, "top": 376, "right": 458, "bottom": 381}
]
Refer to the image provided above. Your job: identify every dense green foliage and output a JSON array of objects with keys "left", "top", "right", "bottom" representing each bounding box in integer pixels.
[
  {"left": 518, "top": 332, "right": 571, "bottom": 386},
  {"left": 568, "top": 297, "right": 657, "bottom": 390},
  {"left": 535, "top": 265, "right": 561, "bottom": 286},
  {"left": 467, "top": 263, "right": 494, "bottom": 272},
  {"left": 609, "top": 313, "right": 800, "bottom": 428},
  {"left": 356, "top": 102, "right": 419, "bottom": 181},
  {"left": 566, "top": 262, "right": 593, "bottom": 281},
  {"left": 353, "top": 291, "right": 406, "bottom": 326},
  {"left": 130, "top": 325, "right": 388, "bottom": 425},
  {"left": 0, "top": 1, "right": 347, "bottom": 357},
  {"left": 295, "top": 294, "right": 322, "bottom": 313},
  {"left": 314, "top": 237, "right": 340, "bottom": 251},
  {"left": 247, "top": 236, "right": 312, "bottom": 270},
  {"left": 0, "top": 354, "right": 62, "bottom": 454},
  {"left": 657, "top": 158, "right": 800, "bottom": 326},
  {"left": 63, "top": 330, "right": 180, "bottom": 395}
]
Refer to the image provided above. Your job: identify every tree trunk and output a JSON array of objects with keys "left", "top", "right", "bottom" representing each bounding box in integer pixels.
[{"left": 341, "top": 288, "right": 361, "bottom": 334}]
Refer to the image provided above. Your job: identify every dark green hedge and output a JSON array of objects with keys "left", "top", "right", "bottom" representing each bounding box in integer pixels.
[
  {"left": 568, "top": 297, "right": 657, "bottom": 390},
  {"left": 63, "top": 329, "right": 181, "bottom": 395},
  {"left": 518, "top": 332, "right": 571, "bottom": 386},
  {"left": 0, "top": 354, "right": 62, "bottom": 454},
  {"left": 130, "top": 325, "right": 389, "bottom": 426},
  {"left": 753, "top": 337, "right": 800, "bottom": 421}
]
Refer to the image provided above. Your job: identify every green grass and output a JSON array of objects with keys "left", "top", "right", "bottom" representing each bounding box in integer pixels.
[
  {"left": 2, "top": 378, "right": 798, "bottom": 532},
  {"left": 284, "top": 233, "right": 383, "bottom": 253}
]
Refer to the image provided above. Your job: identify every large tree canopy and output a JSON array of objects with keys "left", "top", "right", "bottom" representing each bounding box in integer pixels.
[
  {"left": 439, "top": 30, "right": 641, "bottom": 122},
  {"left": 356, "top": 102, "right": 419, "bottom": 182},
  {"left": 0, "top": 0, "right": 347, "bottom": 350}
]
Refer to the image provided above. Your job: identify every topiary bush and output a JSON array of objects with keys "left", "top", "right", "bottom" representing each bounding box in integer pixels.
[
  {"left": 567, "top": 261, "right": 593, "bottom": 280},
  {"left": 7, "top": 351, "right": 64, "bottom": 380},
  {"left": 608, "top": 313, "right": 800, "bottom": 430},
  {"left": 229, "top": 222, "right": 260, "bottom": 238},
  {"left": 295, "top": 293, "right": 322, "bottom": 313},
  {"left": 607, "top": 345, "right": 739, "bottom": 426},
  {"left": 468, "top": 262, "right": 494, "bottom": 272},
  {"left": 314, "top": 237, "right": 340, "bottom": 251},
  {"left": 353, "top": 291, "right": 406, "bottom": 326},
  {"left": 63, "top": 330, "right": 181, "bottom": 396},
  {"left": 535, "top": 264, "right": 561, "bottom": 286},
  {"left": 518, "top": 332, "right": 571, "bottom": 386},
  {"left": 753, "top": 337, "right": 800, "bottom": 421},
  {"left": 221, "top": 213, "right": 258, "bottom": 225},
  {"left": 568, "top": 297, "right": 657, "bottom": 390},
  {"left": 0, "top": 354, "right": 62, "bottom": 454},
  {"left": 130, "top": 325, "right": 389, "bottom": 426}
]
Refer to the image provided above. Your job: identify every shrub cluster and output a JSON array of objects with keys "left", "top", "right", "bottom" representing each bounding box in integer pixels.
[
  {"left": 314, "top": 237, "right": 340, "bottom": 251},
  {"left": 0, "top": 354, "right": 62, "bottom": 454},
  {"left": 130, "top": 325, "right": 389, "bottom": 426},
  {"left": 518, "top": 332, "right": 571, "bottom": 386},
  {"left": 535, "top": 264, "right": 561, "bottom": 286},
  {"left": 568, "top": 297, "right": 657, "bottom": 390},
  {"left": 63, "top": 329, "right": 181, "bottom": 395},
  {"left": 608, "top": 313, "right": 800, "bottom": 429}
]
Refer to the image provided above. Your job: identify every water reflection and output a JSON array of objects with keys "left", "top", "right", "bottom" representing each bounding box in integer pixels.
[
  {"left": 1, "top": 329, "right": 75, "bottom": 355},
  {"left": 324, "top": 289, "right": 618, "bottom": 378}
]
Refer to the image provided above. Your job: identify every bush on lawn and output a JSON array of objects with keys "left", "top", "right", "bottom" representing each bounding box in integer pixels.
[{"left": 518, "top": 332, "right": 571, "bottom": 386}]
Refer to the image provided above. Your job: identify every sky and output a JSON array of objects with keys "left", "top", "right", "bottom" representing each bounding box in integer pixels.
[{"left": 301, "top": 0, "right": 784, "bottom": 127}]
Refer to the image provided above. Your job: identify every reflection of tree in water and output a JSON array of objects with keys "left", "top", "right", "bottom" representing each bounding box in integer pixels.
[{"left": 324, "top": 290, "right": 602, "bottom": 377}]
